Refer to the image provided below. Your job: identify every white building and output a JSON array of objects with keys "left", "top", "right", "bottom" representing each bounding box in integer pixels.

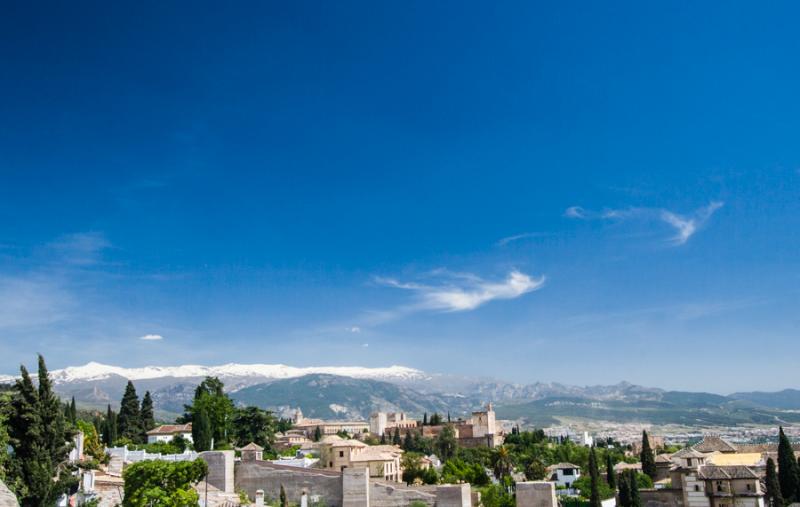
[
  {"left": 146, "top": 423, "right": 193, "bottom": 444},
  {"left": 547, "top": 462, "right": 581, "bottom": 488}
]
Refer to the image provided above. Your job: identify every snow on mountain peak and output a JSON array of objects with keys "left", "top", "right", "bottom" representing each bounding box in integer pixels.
[{"left": 42, "top": 362, "right": 429, "bottom": 384}]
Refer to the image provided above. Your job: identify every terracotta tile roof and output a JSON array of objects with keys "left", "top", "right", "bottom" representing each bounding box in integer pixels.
[
  {"left": 692, "top": 435, "right": 738, "bottom": 453},
  {"left": 146, "top": 423, "right": 192, "bottom": 436},
  {"left": 673, "top": 447, "right": 707, "bottom": 459},
  {"left": 238, "top": 442, "right": 264, "bottom": 451},
  {"left": 698, "top": 465, "right": 759, "bottom": 480}
]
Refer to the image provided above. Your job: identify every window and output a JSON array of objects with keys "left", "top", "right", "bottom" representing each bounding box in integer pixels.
[
  {"left": 563, "top": 469, "right": 574, "bottom": 476},
  {"left": 687, "top": 459, "right": 693, "bottom": 466},
  {"left": 746, "top": 484, "right": 752, "bottom": 491},
  {"left": 339, "top": 451, "right": 344, "bottom": 458},
  {"left": 694, "top": 485, "right": 700, "bottom": 492}
]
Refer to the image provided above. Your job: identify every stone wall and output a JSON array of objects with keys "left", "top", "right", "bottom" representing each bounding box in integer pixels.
[
  {"left": 436, "top": 484, "right": 472, "bottom": 507},
  {"left": 200, "top": 451, "right": 235, "bottom": 494},
  {"left": 516, "top": 482, "right": 557, "bottom": 507},
  {"left": 638, "top": 489, "right": 684, "bottom": 507},
  {"left": 369, "top": 482, "right": 436, "bottom": 507},
  {"left": 0, "top": 480, "right": 19, "bottom": 507},
  {"left": 236, "top": 462, "right": 344, "bottom": 507}
]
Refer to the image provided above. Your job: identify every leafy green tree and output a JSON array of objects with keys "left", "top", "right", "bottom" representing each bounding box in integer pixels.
[
  {"left": 436, "top": 425, "right": 458, "bottom": 462},
  {"left": 640, "top": 431, "right": 656, "bottom": 480},
  {"left": 122, "top": 458, "right": 208, "bottom": 507},
  {"left": 606, "top": 452, "right": 616, "bottom": 490},
  {"left": 480, "top": 483, "right": 515, "bottom": 507},
  {"left": 429, "top": 413, "right": 442, "bottom": 426},
  {"left": 440, "top": 459, "right": 490, "bottom": 486},
  {"left": 0, "top": 397, "right": 14, "bottom": 487},
  {"left": 524, "top": 458, "right": 546, "bottom": 480},
  {"left": 7, "top": 357, "right": 75, "bottom": 507},
  {"left": 77, "top": 420, "right": 106, "bottom": 462},
  {"left": 766, "top": 457, "right": 784, "bottom": 507},
  {"left": 118, "top": 381, "right": 143, "bottom": 442},
  {"left": 778, "top": 427, "right": 800, "bottom": 502},
  {"left": 185, "top": 377, "right": 235, "bottom": 447},
  {"left": 140, "top": 391, "right": 156, "bottom": 435},
  {"left": 588, "top": 446, "right": 602, "bottom": 507},
  {"left": 192, "top": 407, "right": 213, "bottom": 452},
  {"left": 232, "top": 406, "right": 276, "bottom": 449}
]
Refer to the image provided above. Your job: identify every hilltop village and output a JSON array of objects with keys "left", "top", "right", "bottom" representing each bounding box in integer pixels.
[{"left": 1, "top": 357, "right": 799, "bottom": 507}]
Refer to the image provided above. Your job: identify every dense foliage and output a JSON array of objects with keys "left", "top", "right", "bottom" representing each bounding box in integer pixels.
[
  {"left": 5, "top": 355, "right": 76, "bottom": 507},
  {"left": 122, "top": 459, "right": 208, "bottom": 507}
]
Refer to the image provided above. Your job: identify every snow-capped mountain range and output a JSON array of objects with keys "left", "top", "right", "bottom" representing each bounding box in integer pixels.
[{"left": 1, "top": 361, "right": 430, "bottom": 384}]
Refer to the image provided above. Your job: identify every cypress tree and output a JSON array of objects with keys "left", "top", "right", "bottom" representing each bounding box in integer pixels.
[
  {"left": 313, "top": 426, "right": 322, "bottom": 442},
  {"left": 640, "top": 430, "right": 656, "bottom": 480},
  {"left": 140, "top": 391, "right": 155, "bottom": 435},
  {"left": 606, "top": 452, "right": 616, "bottom": 490},
  {"left": 69, "top": 397, "right": 78, "bottom": 425},
  {"left": 8, "top": 358, "right": 73, "bottom": 507},
  {"left": 778, "top": 427, "right": 800, "bottom": 502},
  {"left": 766, "top": 457, "right": 784, "bottom": 507},
  {"left": 103, "top": 404, "right": 118, "bottom": 446},
  {"left": 588, "top": 446, "right": 602, "bottom": 507},
  {"left": 380, "top": 432, "right": 387, "bottom": 444},
  {"left": 618, "top": 471, "right": 631, "bottom": 507},
  {"left": 627, "top": 470, "right": 641, "bottom": 507},
  {"left": 404, "top": 430, "right": 414, "bottom": 451},
  {"left": 192, "top": 407, "right": 212, "bottom": 452},
  {"left": 423, "top": 413, "right": 428, "bottom": 426},
  {"left": 37, "top": 355, "right": 73, "bottom": 466},
  {"left": 392, "top": 428, "right": 401, "bottom": 445},
  {"left": 118, "top": 381, "right": 142, "bottom": 442},
  {"left": 280, "top": 484, "right": 288, "bottom": 507}
]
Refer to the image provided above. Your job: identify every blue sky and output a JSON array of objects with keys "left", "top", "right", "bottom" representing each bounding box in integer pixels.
[{"left": 1, "top": 2, "right": 799, "bottom": 392}]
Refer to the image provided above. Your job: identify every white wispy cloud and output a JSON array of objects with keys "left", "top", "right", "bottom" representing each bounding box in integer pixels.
[
  {"left": 564, "top": 201, "right": 724, "bottom": 245},
  {"left": 348, "top": 326, "right": 361, "bottom": 333},
  {"left": 377, "top": 269, "right": 545, "bottom": 313},
  {"left": 564, "top": 206, "right": 587, "bottom": 219},
  {"left": 139, "top": 334, "right": 164, "bottom": 341},
  {"left": 0, "top": 275, "right": 73, "bottom": 330},
  {"left": 495, "top": 232, "right": 547, "bottom": 247},
  {"left": 660, "top": 201, "right": 724, "bottom": 245},
  {"left": 47, "top": 232, "right": 111, "bottom": 266}
]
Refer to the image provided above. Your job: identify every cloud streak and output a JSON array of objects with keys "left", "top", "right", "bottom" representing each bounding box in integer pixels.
[
  {"left": 565, "top": 201, "right": 724, "bottom": 245},
  {"left": 139, "top": 334, "right": 164, "bottom": 341},
  {"left": 495, "top": 232, "right": 547, "bottom": 247},
  {"left": 660, "top": 201, "right": 724, "bottom": 245},
  {"left": 377, "top": 269, "right": 545, "bottom": 312},
  {"left": 47, "top": 232, "right": 111, "bottom": 266}
]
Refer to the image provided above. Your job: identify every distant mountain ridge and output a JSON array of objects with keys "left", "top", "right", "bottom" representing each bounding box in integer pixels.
[
  {"left": 21, "top": 361, "right": 428, "bottom": 384},
  {"left": 5, "top": 361, "right": 800, "bottom": 427}
]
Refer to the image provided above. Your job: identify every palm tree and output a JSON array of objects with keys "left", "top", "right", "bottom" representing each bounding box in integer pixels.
[{"left": 492, "top": 445, "right": 513, "bottom": 480}]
